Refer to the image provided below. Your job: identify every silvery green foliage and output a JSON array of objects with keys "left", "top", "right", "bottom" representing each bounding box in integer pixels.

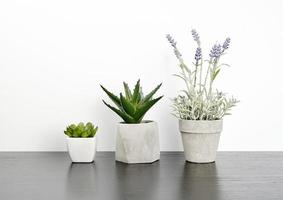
[{"left": 166, "top": 30, "right": 238, "bottom": 120}]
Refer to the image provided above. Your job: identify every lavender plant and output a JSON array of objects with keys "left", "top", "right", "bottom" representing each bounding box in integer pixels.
[{"left": 166, "top": 30, "right": 238, "bottom": 120}]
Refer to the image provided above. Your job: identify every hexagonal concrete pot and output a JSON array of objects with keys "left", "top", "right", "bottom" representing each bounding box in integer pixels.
[
  {"left": 116, "top": 121, "right": 160, "bottom": 164},
  {"left": 66, "top": 137, "right": 96, "bottom": 163},
  {"left": 179, "top": 119, "right": 223, "bottom": 163}
]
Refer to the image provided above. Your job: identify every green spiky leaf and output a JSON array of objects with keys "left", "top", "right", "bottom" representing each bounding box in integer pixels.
[
  {"left": 123, "top": 82, "right": 132, "bottom": 99},
  {"left": 102, "top": 100, "right": 135, "bottom": 123},
  {"left": 100, "top": 85, "right": 121, "bottom": 108},
  {"left": 132, "top": 79, "right": 140, "bottom": 103},
  {"left": 134, "top": 96, "right": 163, "bottom": 122},
  {"left": 120, "top": 93, "right": 135, "bottom": 116},
  {"left": 142, "top": 83, "right": 162, "bottom": 103}
]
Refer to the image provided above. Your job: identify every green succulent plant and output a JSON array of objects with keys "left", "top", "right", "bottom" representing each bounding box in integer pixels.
[
  {"left": 101, "top": 80, "right": 163, "bottom": 124},
  {"left": 64, "top": 122, "right": 98, "bottom": 138}
]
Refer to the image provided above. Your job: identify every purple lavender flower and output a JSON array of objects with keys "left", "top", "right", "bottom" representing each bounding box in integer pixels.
[
  {"left": 209, "top": 44, "right": 222, "bottom": 58},
  {"left": 222, "top": 37, "right": 231, "bottom": 51},
  {"left": 174, "top": 49, "right": 182, "bottom": 59},
  {"left": 191, "top": 29, "right": 200, "bottom": 45},
  {"left": 166, "top": 34, "right": 182, "bottom": 59},
  {"left": 195, "top": 47, "right": 202, "bottom": 61},
  {"left": 166, "top": 34, "right": 177, "bottom": 48}
]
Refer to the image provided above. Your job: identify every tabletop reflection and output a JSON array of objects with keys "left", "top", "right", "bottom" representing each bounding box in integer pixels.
[
  {"left": 178, "top": 162, "right": 222, "bottom": 200},
  {"left": 65, "top": 163, "right": 97, "bottom": 199}
]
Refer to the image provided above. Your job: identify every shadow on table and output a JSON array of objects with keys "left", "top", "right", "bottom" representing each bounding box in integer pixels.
[
  {"left": 65, "top": 163, "right": 98, "bottom": 199},
  {"left": 115, "top": 161, "right": 160, "bottom": 199},
  {"left": 64, "top": 159, "right": 223, "bottom": 200},
  {"left": 178, "top": 162, "right": 223, "bottom": 200}
]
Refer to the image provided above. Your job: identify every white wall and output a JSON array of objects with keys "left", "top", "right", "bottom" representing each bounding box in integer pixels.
[{"left": 0, "top": 0, "right": 283, "bottom": 151}]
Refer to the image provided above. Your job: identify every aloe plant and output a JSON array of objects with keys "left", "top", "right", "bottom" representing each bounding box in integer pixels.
[
  {"left": 101, "top": 80, "right": 163, "bottom": 124},
  {"left": 64, "top": 122, "right": 98, "bottom": 138}
]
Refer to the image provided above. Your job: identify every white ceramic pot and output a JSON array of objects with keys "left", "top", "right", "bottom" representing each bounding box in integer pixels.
[
  {"left": 179, "top": 119, "right": 223, "bottom": 163},
  {"left": 116, "top": 121, "right": 160, "bottom": 164},
  {"left": 66, "top": 137, "right": 96, "bottom": 163}
]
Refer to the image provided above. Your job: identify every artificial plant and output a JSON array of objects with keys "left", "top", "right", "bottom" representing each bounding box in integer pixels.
[
  {"left": 101, "top": 80, "right": 163, "bottom": 123},
  {"left": 166, "top": 29, "right": 239, "bottom": 120},
  {"left": 64, "top": 122, "right": 98, "bottom": 138}
]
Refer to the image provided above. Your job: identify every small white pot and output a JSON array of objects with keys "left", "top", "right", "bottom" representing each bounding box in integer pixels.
[
  {"left": 179, "top": 119, "right": 223, "bottom": 163},
  {"left": 116, "top": 121, "right": 160, "bottom": 164},
  {"left": 66, "top": 137, "right": 96, "bottom": 163}
]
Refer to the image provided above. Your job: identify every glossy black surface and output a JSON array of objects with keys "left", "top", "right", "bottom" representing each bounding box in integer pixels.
[{"left": 0, "top": 152, "right": 282, "bottom": 200}]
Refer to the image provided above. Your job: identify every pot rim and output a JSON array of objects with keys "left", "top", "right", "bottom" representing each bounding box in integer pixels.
[
  {"left": 179, "top": 119, "right": 223, "bottom": 122},
  {"left": 118, "top": 120, "right": 156, "bottom": 125},
  {"left": 66, "top": 136, "right": 96, "bottom": 140},
  {"left": 179, "top": 118, "right": 223, "bottom": 134}
]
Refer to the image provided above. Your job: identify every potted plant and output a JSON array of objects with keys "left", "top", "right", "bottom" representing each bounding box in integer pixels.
[
  {"left": 101, "top": 80, "right": 163, "bottom": 164},
  {"left": 64, "top": 122, "right": 98, "bottom": 163},
  {"left": 166, "top": 29, "right": 239, "bottom": 163}
]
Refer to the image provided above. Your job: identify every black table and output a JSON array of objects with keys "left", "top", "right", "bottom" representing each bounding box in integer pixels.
[{"left": 0, "top": 152, "right": 282, "bottom": 200}]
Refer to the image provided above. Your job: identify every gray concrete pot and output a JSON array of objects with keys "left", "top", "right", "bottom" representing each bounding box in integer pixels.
[
  {"left": 116, "top": 121, "right": 160, "bottom": 164},
  {"left": 179, "top": 119, "right": 223, "bottom": 163}
]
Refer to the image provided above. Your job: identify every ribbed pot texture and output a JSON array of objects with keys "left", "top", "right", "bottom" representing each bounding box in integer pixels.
[
  {"left": 179, "top": 119, "right": 223, "bottom": 163},
  {"left": 116, "top": 121, "right": 160, "bottom": 164}
]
